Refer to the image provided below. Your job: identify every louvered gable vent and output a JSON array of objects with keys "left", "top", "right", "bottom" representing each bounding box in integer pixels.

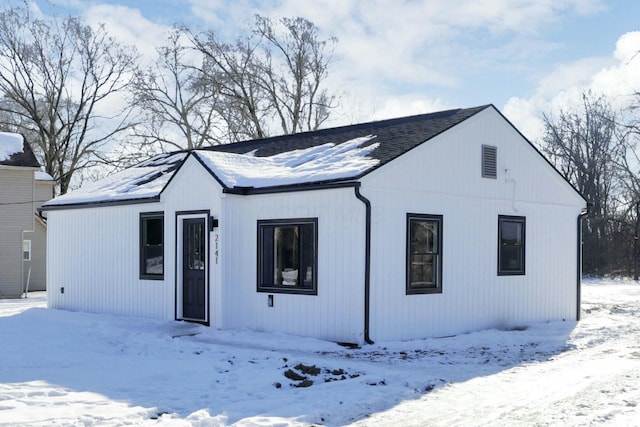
[{"left": 482, "top": 145, "right": 497, "bottom": 179}]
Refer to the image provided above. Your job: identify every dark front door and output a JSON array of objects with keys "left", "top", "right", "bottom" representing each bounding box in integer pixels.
[{"left": 182, "top": 218, "right": 206, "bottom": 321}]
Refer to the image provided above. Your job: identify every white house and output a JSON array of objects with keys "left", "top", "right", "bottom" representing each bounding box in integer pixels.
[{"left": 41, "top": 105, "right": 587, "bottom": 344}]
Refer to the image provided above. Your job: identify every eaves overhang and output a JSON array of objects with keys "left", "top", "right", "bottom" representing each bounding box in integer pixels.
[
  {"left": 222, "top": 180, "right": 361, "bottom": 195},
  {"left": 39, "top": 195, "right": 161, "bottom": 212}
]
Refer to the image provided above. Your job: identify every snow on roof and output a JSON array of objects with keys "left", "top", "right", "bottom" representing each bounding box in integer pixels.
[
  {"left": 43, "top": 135, "right": 378, "bottom": 208},
  {"left": 35, "top": 171, "right": 54, "bottom": 181},
  {"left": 0, "top": 132, "right": 24, "bottom": 161},
  {"left": 195, "top": 135, "right": 379, "bottom": 188},
  {"left": 45, "top": 152, "right": 188, "bottom": 206}
]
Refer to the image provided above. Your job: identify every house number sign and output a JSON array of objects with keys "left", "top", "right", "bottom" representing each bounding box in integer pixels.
[{"left": 215, "top": 233, "right": 219, "bottom": 264}]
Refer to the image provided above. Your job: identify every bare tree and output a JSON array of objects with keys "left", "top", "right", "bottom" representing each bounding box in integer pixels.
[
  {"left": 129, "top": 28, "right": 223, "bottom": 156},
  {"left": 542, "top": 92, "right": 623, "bottom": 274},
  {"left": 188, "top": 15, "right": 338, "bottom": 141},
  {"left": 189, "top": 28, "right": 268, "bottom": 141},
  {"left": 253, "top": 16, "right": 337, "bottom": 135},
  {"left": 0, "top": 4, "right": 137, "bottom": 194}
]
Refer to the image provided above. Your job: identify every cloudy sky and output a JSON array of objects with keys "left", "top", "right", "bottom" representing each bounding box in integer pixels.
[{"left": 28, "top": 0, "right": 640, "bottom": 143}]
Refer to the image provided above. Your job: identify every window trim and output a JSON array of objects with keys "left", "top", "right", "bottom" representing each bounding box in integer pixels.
[
  {"left": 497, "top": 215, "right": 526, "bottom": 276},
  {"left": 406, "top": 213, "right": 443, "bottom": 295},
  {"left": 140, "top": 211, "right": 164, "bottom": 280},
  {"left": 257, "top": 218, "right": 318, "bottom": 295}
]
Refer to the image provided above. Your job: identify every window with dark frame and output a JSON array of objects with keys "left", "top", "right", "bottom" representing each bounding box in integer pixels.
[
  {"left": 258, "top": 218, "right": 317, "bottom": 295},
  {"left": 406, "top": 214, "right": 443, "bottom": 295},
  {"left": 498, "top": 215, "right": 525, "bottom": 275},
  {"left": 140, "top": 212, "right": 164, "bottom": 279}
]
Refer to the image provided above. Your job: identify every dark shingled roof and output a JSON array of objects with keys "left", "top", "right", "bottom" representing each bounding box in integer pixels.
[
  {"left": 0, "top": 137, "right": 40, "bottom": 168},
  {"left": 41, "top": 105, "right": 494, "bottom": 210},
  {"left": 202, "top": 105, "right": 490, "bottom": 180}
]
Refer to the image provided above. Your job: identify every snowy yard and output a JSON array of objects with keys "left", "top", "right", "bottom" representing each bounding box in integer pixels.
[{"left": 1, "top": 279, "right": 639, "bottom": 426}]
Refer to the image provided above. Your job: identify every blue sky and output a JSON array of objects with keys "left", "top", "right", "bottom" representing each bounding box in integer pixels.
[{"left": 26, "top": 0, "right": 640, "bottom": 142}]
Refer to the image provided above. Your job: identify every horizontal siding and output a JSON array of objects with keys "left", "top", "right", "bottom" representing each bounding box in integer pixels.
[
  {"left": 0, "top": 169, "right": 34, "bottom": 231},
  {"left": 23, "top": 222, "right": 46, "bottom": 292},
  {"left": 363, "top": 108, "right": 584, "bottom": 341},
  {"left": 222, "top": 187, "right": 366, "bottom": 343},
  {"left": 0, "top": 169, "right": 35, "bottom": 296},
  {"left": 0, "top": 230, "right": 22, "bottom": 296},
  {"left": 34, "top": 180, "right": 54, "bottom": 209}
]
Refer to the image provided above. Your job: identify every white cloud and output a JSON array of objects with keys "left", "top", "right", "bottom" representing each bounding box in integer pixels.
[
  {"left": 504, "top": 31, "right": 640, "bottom": 144},
  {"left": 369, "top": 96, "right": 451, "bottom": 121},
  {"left": 246, "top": 0, "right": 607, "bottom": 129},
  {"left": 82, "top": 4, "right": 170, "bottom": 61}
]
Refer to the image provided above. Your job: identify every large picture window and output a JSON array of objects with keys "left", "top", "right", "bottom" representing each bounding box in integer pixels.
[
  {"left": 258, "top": 218, "right": 317, "bottom": 295},
  {"left": 498, "top": 215, "right": 525, "bottom": 275},
  {"left": 140, "top": 212, "right": 164, "bottom": 280},
  {"left": 406, "top": 214, "right": 443, "bottom": 295}
]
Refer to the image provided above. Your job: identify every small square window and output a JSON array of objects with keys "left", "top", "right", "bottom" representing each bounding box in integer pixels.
[
  {"left": 258, "top": 218, "right": 317, "bottom": 295},
  {"left": 498, "top": 215, "right": 525, "bottom": 275},
  {"left": 140, "top": 212, "right": 164, "bottom": 279},
  {"left": 406, "top": 214, "right": 443, "bottom": 295},
  {"left": 22, "top": 240, "right": 31, "bottom": 261}
]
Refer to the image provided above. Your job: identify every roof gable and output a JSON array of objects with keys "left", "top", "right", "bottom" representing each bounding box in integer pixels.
[
  {"left": 44, "top": 152, "right": 187, "bottom": 208},
  {"left": 205, "top": 105, "right": 488, "bottom": 172},
  {"left": 42, "top": 105, "right": 491, "bottom": 209},
  {"left": 0, "top": 132, "right": 40, "bottom": 168}
]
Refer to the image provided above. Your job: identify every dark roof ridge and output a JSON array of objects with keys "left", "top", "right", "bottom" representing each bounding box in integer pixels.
[{"left": 200, "top": 104, "right": 491, "bottom": 153}]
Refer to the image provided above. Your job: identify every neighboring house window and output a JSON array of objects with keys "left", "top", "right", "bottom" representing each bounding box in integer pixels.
[
  {"left": 258, "top": 218, "right": 317, "bottom": 295},
  {"left": 482, "top": 145, "right": 497, "bottom": 179},
  {"left": 140, "top": 212, "right": 164, "bottom": 279},
  {"left": 22, "top": 240, "right": 31, "bottom": 261},
  {"left": 498, "top": 215, "right": 526, "bottom": 275},
  {"left": 406, "top": 214, "right": 443, "bottom": 294}
]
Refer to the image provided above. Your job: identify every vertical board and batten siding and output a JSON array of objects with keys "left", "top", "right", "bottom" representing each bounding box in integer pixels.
[
  {"left": 361, "top": 107, "right": 585, "bottom": 341},
  {"left": 222, "top": 187, "right": 366, "bottom": 343},
  {"left": 160, "top": 156, "right": 223, "bottom": 327},
  {"left": 0, "top": 167, "right": 35, "bottom": 296},
  {"left": 47, "top": 203, "right": 172, "bottom": 318},
  {"left": 47, "top": 155, "right": 223, "bottom": 323}
]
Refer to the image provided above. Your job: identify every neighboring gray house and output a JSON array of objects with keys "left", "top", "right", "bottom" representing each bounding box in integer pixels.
[
  {"left": 0, "top": 133, "right": 54, "bottom": 296},
  {"left": 42, "top": 106, "right": 586, "bottom": 343}
]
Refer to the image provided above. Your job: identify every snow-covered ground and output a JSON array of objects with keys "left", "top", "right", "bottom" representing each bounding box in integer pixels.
[{"left": 1, "top": 278, "right": 639, "bottom": 426}]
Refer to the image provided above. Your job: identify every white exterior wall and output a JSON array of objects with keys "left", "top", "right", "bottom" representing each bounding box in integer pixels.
[
  {"left": 47, "top": 202, "right": 173, "bottom": 318},
  {"left": 47, "top": 155, "right": 222, "bottom": 322},
  {"left": 221, "top": 187, "right": 366, "bottom": 343},
  {"left": 161, "top": 156, "right": 223, "bottom": 327},
  {"left": 45, "top": 107, "right": 586, "bottom": 343},
  {"left": 362, "top": 108, "right": 586, "bottom": 341}
]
